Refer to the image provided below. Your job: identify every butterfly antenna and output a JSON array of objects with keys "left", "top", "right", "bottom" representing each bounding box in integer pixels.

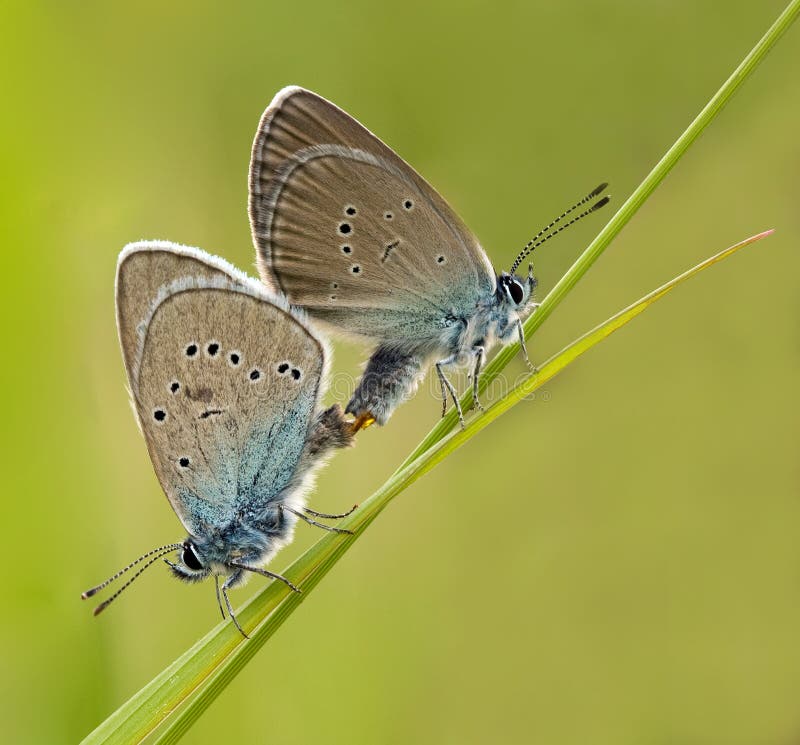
[
  {"left": 509, "top": 183, "right": 609, "bottom": 275},
  {"left": 81, "top": 543, "right": 182, "bottom": 614}
]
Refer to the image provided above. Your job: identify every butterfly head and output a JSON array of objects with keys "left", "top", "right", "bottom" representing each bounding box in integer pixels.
[
  {"left": 166, "top": 539, "right": 212, "bottom": 583},
  {"left": 497, "top": 268, "right": 537, "bottom": 311}
]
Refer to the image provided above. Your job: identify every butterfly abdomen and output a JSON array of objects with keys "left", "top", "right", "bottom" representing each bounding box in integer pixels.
[
  {"left": 302, "top": 404, "right": 355, "bottom": 458},
  {"left": 345, "top": 345, "right": 426, "bottom": 426}
]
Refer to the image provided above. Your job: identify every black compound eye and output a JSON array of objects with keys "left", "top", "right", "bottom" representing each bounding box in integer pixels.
[
  {"left": 508, "top": 279, "right": 524, "bottom": 305},
  {"left": 182, "top": 543, "right": 203, "bottom": 571}
]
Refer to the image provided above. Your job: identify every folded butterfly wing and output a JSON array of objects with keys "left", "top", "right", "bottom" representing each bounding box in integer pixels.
[
  {"left": 116, "top": 243, "right": 325, "bottom": 538},
  {"left": 249, "top": 87, "right": 496, "bottom": 348}
]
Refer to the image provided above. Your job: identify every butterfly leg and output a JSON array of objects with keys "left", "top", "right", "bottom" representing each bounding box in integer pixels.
[
  {"left": 281, "top": 504, "right": 353, "bottom": 535},
  {"left": 438, "top": 368, "right": 449, "bottom": 418},
  {"left": 471, "top": 346, "right": 486, "bottom": 412},
  {"left": 305, "top": 504, "right": 358, "bottom": 519},
  {"left": 435, "top": 355, "right": 465, "bottom": 428},
  {"left": 516, "top": 318, "right": 537, "bottom": 372},
  {"left": 221, "top": 571, "right": 248, "bottom": 638},
  {"left": 214, "top": 575, "right": 226, "bottom": 620},
  {"left": 230, "top": 562, "right": 301, "bottom": 594}
]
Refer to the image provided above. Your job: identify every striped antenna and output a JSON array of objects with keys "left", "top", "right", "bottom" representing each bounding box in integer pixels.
[
  {"left": 509, "top": 183, "right": 609, "bottom": 275},
  {"left": 81, "top": 542, "right": 182, "bottom": 614}
]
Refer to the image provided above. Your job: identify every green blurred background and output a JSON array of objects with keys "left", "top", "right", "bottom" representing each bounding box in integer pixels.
[{"left": 1, "top": 1, "right": 798, "bottom": 743}]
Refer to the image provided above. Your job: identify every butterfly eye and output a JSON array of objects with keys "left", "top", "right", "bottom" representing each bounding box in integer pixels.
[
  {"left": 182, "top": 542, "right": 203, "bottom": 571},
  {"left": 508, "top": 279, "right": 524, "bottom": 305}
]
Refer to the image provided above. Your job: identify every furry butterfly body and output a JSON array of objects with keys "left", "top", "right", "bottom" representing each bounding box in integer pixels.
[{"left": 249, "top": 87, "right": 607, "bottom": 427}]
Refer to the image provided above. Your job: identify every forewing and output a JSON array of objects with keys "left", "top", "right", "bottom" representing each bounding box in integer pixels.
[
  {"left": 133, "top": 284, "right": 324, "bottom": 536},
  {"left": 249, "top": 87, "right": 495, "bottom": 341}
]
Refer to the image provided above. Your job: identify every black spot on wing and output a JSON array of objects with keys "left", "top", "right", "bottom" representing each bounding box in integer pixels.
[{"left": 382, "top": 239, "right": 400, "bottom": 263}]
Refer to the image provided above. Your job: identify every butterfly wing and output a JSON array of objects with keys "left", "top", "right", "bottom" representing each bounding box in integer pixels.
[
  {"left": 249, "top": 87, "right": 496, "bottom": 345},
  {"left": 116, "top": 243, "right": 324, "bottom": 537}
]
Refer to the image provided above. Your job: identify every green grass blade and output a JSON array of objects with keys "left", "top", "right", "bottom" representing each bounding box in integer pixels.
[
  {"left": 401, "top": 0, "right": 800, "bottom": 467},
  {"left": 83, "top": 228, "right": 772, "bottom": 745}
]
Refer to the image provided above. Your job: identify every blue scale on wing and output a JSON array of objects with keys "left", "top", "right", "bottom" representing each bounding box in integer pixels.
[
  {"left": 172, "top": 405, "right": 311, "bottom": 535},
  {"left": 236, "top": 400, "right": 314, "bottom": 515}
]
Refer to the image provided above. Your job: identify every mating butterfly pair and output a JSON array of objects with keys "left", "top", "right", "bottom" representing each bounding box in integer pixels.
[{"left": 83, "top": 87, "right": 608, "bottom": 634}]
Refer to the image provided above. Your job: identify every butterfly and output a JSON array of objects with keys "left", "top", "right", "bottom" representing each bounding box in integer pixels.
[
  {"left": 82, "top": 241, "right": 356, "bottom": 635},
  {"left": 248, "top": 86, "right": 608, "bottom": 428}
]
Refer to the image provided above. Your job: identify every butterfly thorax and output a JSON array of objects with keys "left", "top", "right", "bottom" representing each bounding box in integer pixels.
[
  {"left": 342, "top": 272, "right": 537, "bottom": 425},
  {"left": 441, "top": 272, "right": 534, "bottom": 362}
]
